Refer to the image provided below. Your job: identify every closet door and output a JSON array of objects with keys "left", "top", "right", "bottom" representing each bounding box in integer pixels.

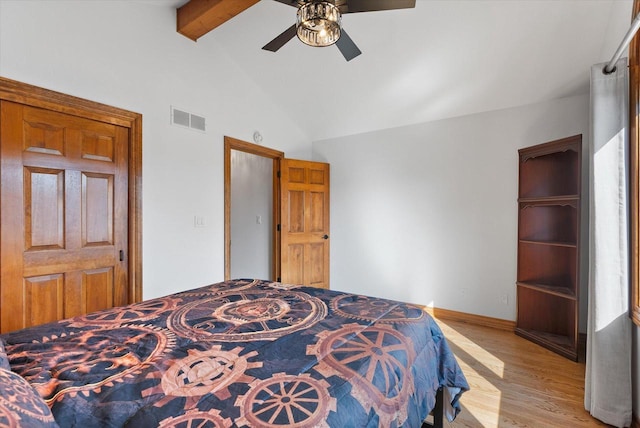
[{"left": 0, "top": 101, "right": 129, "bottom": 332}]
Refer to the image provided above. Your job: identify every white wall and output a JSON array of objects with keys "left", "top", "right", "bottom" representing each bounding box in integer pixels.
[
  {"left": 313, "top": 95, "right": 589, "bottom": 322},
  {"left": 0, "top": 0, "right": 312, "bottom": 299},
  {"left": 230, "top": 150, "right": 273, "bottom": 280}
]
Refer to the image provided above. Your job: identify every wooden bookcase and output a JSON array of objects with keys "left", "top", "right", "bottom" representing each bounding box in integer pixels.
[{"left": 516, "top": 135, "right": 581, "bottom": 361}]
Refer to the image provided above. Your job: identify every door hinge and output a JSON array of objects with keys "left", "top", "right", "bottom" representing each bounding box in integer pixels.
[
  {"left": 277, "top": 224, "right": 281, "bottom": 232},
  {"left": 277, "top": 170, "right": 281, "bottom": 178},
  {"left": 277, "top": 277, "right": 281, "bottom": 282},
  {"left": 119, "top": 250, "right": 124, "bottom": 261}
]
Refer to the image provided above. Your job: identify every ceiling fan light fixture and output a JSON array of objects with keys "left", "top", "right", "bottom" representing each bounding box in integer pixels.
[{"left": 296, "top": 1, "right": 342, "bottom": 47}]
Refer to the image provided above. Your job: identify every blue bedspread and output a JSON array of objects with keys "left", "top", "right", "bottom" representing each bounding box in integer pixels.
[{"left": 2, "top": 279, "right": 468, "bottom": 427}]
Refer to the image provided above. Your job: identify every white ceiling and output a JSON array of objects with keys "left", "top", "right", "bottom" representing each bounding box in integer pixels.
[{"left": 160, "top": 0, "right": 633, "bottom": 141}]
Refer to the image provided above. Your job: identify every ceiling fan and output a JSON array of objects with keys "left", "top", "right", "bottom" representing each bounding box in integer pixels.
[{"left": 262, "top": 0, "right": 416, "bottom": 61}]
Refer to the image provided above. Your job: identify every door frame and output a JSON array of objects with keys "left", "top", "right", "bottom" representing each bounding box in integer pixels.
[
  {"left": 0, "top": 77, "right": 143, "bottom": 302},
  {"left": 224, "top": 136, "right": 283, "bottom": 281}
]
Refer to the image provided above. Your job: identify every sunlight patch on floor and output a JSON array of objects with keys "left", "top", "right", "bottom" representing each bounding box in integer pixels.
[
  {"left": 451, "top": 355, "right": 502, "bottom": 427},
  {"left": 432, "top": 321, "right": 505, "bottom": 427},
  {"left": 438, "top": 321, "right": 506, "bottom": 379}
]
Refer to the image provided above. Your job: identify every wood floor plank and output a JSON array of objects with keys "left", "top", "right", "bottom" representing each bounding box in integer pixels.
[{"left": 434, "top": 318, "right": 609, "bottom": 428}]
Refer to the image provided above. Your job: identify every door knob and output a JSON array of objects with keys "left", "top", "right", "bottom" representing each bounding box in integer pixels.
[{"left": 322, "top": 234, "right": 329, "bottom": 240}]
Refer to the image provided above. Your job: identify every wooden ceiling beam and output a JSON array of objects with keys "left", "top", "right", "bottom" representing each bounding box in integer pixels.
[{"left": 177, "top": 0, "right": 260, "bottom": 41}]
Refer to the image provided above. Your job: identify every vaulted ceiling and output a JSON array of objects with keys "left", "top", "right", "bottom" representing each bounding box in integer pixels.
[{"left": 164, "top": 0, "right": 633, "bottom": 141}]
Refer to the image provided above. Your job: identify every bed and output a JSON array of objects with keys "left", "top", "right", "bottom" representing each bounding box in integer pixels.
[{"left": 0, "top": 278, "right": 468, "bottom": 427}]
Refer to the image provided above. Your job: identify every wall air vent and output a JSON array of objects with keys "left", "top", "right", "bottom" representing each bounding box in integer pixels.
[
  {"left": 171, "top": 106, "right": 206, "bottom": 132},
  {"left": 190, "top": 114, "right": 206, "bottom": 132}
]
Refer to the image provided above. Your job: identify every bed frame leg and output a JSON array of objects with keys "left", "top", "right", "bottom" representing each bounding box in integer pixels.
[{"left": 421, "top": 387, "right": 444, "bottom": 428}]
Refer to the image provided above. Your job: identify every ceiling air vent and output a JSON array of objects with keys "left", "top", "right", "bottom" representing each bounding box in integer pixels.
[{"left": 171, "top": 106, "right": 206, "bottom": 132}]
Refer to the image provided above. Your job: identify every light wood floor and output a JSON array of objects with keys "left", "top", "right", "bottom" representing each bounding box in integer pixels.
[{"left": 433, "top": 318, "right": 610, "bottom": 427}]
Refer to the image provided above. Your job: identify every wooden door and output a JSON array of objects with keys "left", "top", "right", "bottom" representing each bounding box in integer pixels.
[
  {"left": 280, "top": 159, "right": 330, "bottom": 289},
  {"left": 0, "top": 101, "right": 129, "bottom": 332}
]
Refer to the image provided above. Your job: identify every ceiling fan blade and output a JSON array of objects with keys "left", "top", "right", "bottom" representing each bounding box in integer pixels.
[
  {"left": 272, "top": 0, "right": 300, "bottom": 7},
  {"left": 335, "top": 29, "right": 362, "bottom": 61},
  {"left": 263, "top": 24, "right": 297, "bottom": 52},
  {"left": 343, "top": 0, "right": 415, "bottom": 13}
]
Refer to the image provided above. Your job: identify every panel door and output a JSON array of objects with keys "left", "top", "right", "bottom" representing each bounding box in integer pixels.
[
  {"left": 280, "top": 159, "right": 330, "bottom": 289},
  {"left": 0, "top": 101, "right": 129, "bottom": 332}
]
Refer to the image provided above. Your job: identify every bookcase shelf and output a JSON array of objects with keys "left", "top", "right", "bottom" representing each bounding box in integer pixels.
[
  {"left": 516, "top": 135, "right": 581, "bottom": 361},
  {"left": 516, "top": 281, "right": 577, "bottom": 300}
]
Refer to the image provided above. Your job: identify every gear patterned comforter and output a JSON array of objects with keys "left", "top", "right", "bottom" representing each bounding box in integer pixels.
[{"left": 1, "top": 279, "right": 468, "bottom": 427}]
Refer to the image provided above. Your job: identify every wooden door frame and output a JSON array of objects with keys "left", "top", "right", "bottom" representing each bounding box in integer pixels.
[
  {"left": 224, "top": 136, "right": 283, "bottom": 281},
  {"left": 0, "top": 77, "right": 143, "bottom": 303}
]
